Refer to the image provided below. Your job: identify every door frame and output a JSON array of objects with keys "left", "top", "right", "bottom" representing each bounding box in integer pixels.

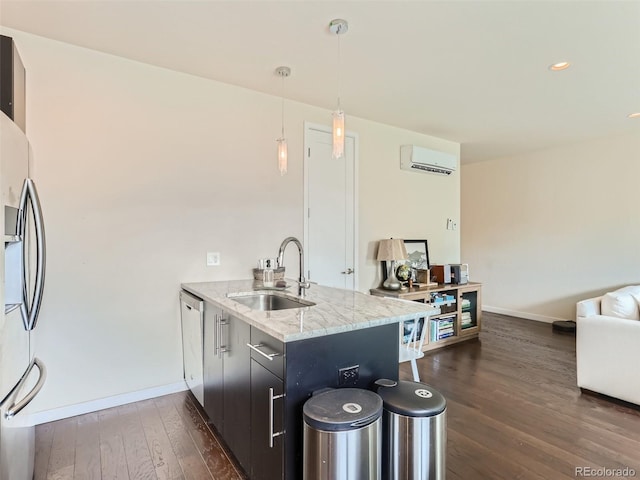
[{"left": 303, "top": 121, "right": 359, "bottom": 290}]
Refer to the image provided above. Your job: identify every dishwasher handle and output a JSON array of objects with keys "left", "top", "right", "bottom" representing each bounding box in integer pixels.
[{"left": 180, "top": 291, "right": 203, "bottom": 312}]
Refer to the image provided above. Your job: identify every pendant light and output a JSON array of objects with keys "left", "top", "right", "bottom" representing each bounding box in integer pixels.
[
  {"left": 329, "top": 19, "right": 348, "bottom": 160},
  {"left": 276, "top": 66, "right": 291, "bottom": 176}
]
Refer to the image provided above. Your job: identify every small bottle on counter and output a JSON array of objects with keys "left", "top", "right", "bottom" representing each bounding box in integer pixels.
[{"left": 263, "top": 268, "right": 274, "bottom": 287}]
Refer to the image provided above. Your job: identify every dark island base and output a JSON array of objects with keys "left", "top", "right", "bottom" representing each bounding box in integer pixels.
[{"left": 283, "top": 323, "right": 399, "bottom": 479}]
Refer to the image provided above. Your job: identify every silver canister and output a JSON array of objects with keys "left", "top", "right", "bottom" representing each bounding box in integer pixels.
[
  {"left": 376, "top": 379, "right": 447, "bottom": 480},
  {"left": 303, "top": 388, "right": 383, "bottom": 480}
]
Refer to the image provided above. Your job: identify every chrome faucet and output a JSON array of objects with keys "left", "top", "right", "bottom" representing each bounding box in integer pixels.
[{"left": 277, "top": 237, "right": 310, "bottom": 297}]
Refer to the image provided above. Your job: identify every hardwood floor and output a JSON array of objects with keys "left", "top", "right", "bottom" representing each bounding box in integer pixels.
[
  {"left": 35, "top": 312, "right": 640, "bottom": 479},
  {"left": 34, "top": 391, "right": 247, "bottom": 480},
  {"left": 409, "top": 312, "right": 640, "bottom": 480}
]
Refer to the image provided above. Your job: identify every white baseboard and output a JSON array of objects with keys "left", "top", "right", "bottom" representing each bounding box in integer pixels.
[
  {"left": 483, "top": 305, "right": 569, "bottom": 324},
  {"left": 28, "top": 381, "right": 188, "bottom": 425}
]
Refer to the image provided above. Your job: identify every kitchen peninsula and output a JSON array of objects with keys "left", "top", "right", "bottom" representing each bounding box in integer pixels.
[{"left": 181, "top": 280, "right": 438, "bottom": 480}]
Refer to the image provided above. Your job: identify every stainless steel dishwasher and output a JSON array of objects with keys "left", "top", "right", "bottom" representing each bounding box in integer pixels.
[{"left": 180, "top": 290, "right": 204, "bottom": 406}]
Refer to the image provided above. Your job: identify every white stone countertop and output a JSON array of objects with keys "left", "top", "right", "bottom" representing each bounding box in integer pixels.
[{"left": 181, "top": 279, "right": 439, "bottom": 343}]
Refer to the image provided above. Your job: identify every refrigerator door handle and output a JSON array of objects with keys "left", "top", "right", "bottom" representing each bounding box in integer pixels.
[
  {"left": 4, "top": 357, "right": 46, "bottom": 420},
  {"left": 18, "top": 178, "right": 46, "bottom": 331}
]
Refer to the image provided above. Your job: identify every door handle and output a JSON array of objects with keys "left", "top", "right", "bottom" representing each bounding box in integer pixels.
[
  {"left": 4, "top": 358, "right": 46, "bottom": 419},
  {"left": 341, "top": 268, "right": 354, "bottom": 275},
  {"left": 18, "top": 179, "right": 46, "bottom": 331},
  {"left": 216, "top": 315, "right": 229, "bottom": 358},
  {"left": 268, "top": 387, "right": 285, "bottom": 448},
  {"left": 214, "top": 314, "right": 220, "bottom": 357}
]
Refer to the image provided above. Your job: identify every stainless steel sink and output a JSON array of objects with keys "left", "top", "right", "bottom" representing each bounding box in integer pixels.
[{"left": 227, "top": 292, "right": 315, "bottom": 311}]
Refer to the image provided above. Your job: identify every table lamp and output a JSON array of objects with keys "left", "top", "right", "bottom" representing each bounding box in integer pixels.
[{"left": 377, "top": 238, "right": 408, "bottom": 290}]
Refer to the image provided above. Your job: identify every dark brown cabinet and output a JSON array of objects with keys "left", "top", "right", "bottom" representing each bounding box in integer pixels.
[
  {"left": 203, "top": 303, "right": 251, "bottom": 471},
  {"left": 203, "top": 303, "right": 224, "bottom": 430},
  {"left": 222, "top": 314, "right": 251, "bottom": 470},
  {"left": 250, "top": 359, "right": 284, "bottom": 480},
  {"left": 248, "top": 326, "right": 285, "bottom": 479}
]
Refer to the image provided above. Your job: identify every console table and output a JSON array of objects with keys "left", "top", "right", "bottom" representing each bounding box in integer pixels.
[{"left": 370, "top": 282, "right": 482, "bottom": 352}]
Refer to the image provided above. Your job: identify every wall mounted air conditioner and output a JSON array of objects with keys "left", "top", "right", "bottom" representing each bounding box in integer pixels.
[{"left": 400, "top": 145, "right": 458, "bottom": 176}]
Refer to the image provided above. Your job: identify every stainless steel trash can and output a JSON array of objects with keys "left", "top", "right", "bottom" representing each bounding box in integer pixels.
[
  {"left": 375, "top": 379, "right": 447, "bottom": 480},
  {"left": 303, "top": 388, "right": 383, "bottom": 480}
]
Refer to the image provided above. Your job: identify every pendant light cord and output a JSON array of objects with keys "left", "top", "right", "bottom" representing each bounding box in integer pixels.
[
  {"left": 281, "top": 73, "right": 285, "bottom": 137},
  {"left": 337, "top": 32, "right": 342, "bottom": 110}
]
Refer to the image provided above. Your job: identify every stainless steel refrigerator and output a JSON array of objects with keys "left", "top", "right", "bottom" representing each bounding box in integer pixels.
[{"left": 0, "top": 111, "right": 47, "bottom": 480}]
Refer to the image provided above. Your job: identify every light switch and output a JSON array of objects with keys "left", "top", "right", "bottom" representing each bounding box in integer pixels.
[{"left": 207, "top": 252, "right": 220, "bottom": 266}]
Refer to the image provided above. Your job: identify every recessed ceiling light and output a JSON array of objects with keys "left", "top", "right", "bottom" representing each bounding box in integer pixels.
[
  {"left": 629, "top": 112, "right": 640, "bottom": 119},
  {"left": 549, "top": 61, "right": 571, "bottom": 71}
]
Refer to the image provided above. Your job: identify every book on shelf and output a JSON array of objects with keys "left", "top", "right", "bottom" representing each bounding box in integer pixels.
[
  {"left": 436, "top": 331, "right": 454, "bottom": 341},
  {"left": 431, "top": 315, "right": 454, "bottom": 322},
  {"left": 435, "top": 325, "right": 453, "bottom": 333},
  {"left": 431, "top": 293, "right": 456, "bottom": 305},
  {"left": 436, "top": 319, "right": 454, "bottom": 326},
  {"left": 432, "top": 315, "right": 455, "bottom": 322},
  {"left": 430, "top": 315, "right": 457, "bottom": 340}
]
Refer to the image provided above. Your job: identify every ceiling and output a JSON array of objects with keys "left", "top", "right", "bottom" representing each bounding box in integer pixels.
[{"left": 1, "top": 0, "right": 639, "bottom": 164}]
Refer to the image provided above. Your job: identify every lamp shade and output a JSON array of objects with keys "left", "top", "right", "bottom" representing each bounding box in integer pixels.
[{"left": 376, "top": 239, "right": 408, "bottom": 262}]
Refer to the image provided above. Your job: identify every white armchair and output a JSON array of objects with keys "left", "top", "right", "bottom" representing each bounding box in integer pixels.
[{"left": 576, "top": 286, "right": 640, "bottom": 405}]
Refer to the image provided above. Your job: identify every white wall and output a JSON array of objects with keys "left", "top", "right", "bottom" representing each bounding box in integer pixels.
[
  {"left": 461, "top": 131, "right": 640, "bottom": 322},
  {"left": 353, "top": 120, "right": 461, "bottom": 288},
  {"left": 3, "top": 29, "right": 460, "bottom": 415}
]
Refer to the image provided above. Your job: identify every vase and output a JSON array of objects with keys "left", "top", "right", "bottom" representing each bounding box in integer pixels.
[{"left": 382, "top": 260, "right": 402, "bottom": 290}]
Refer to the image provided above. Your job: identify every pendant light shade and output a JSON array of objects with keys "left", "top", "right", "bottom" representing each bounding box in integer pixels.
[
  {"left": 332, "top": 109, "right": 345, "bottom": 159},
  {"left": 275, "top": 66, "right": 291, "bottom": 176},
  {"left": 277, "top": 137, "right": 288, "bottom": 175},
  {"left": 329, "top": 19, "right": 348, "bottom": 160}
]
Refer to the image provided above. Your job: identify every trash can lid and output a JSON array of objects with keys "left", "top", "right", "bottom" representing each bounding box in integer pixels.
[
  {"left": 303, "top": 388, "right": 383, "bottom": 432},
  {"left": 375, "top": 379, "right": 446, "bottom": 417}
]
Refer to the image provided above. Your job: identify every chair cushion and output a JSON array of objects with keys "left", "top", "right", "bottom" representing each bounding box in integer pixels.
[{"left": 601, "top": 287, "right": 640, "bottom": 320}]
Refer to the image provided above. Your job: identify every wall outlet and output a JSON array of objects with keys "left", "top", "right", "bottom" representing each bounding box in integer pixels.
[
  {"left": 446, "top": 218, "right": 453, "bottom": 230},
  {"left": 207, "top": 252, "right": 220, "bottom": 266},
  {"left": 338, "top": 365, "right": 359, "bottom": 386}
]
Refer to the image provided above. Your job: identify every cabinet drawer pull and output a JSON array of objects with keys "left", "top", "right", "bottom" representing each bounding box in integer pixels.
[
  {"left": 246, "top": 343, "right": 281, "bottom": 361},
  {"left": 269, "top": 387, "right": 285, "bottom": 448},
  {"left": 215, "top": 315, "right": 229, "bottom": 359},
  {"left": 214, "top": 314, "right": 220, "bottom": 357}
]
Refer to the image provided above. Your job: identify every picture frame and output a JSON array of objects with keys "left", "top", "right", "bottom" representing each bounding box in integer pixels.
[
  {"left": 381, "top": 239, "right": 430, "bottom": 281},
  {"left": 402, "top": 239, "right": 430, "bottom": 270}
]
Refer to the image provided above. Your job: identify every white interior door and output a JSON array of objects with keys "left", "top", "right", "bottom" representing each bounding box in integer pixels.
[{"left": 304, "top": 123, "right": 357, "bottom": 290}]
